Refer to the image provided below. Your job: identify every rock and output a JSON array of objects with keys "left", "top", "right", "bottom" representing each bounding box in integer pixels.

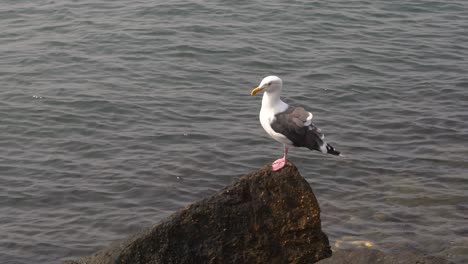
[
  {"left": 317, "top": 248, "right": 453, "bottom": 264},
  {"left": 65, "top": 162, "right": 332, "bottom": 264}
]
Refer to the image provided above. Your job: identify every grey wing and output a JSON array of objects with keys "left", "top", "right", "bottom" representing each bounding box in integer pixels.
[
  {"left": 271, "top": 106, "right": 321, "bottom": 147},
  {"left": 271, "top": 106, "right": 340, "bottom": 155}
]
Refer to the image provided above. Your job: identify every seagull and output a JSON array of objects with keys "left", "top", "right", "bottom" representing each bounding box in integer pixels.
[{"left": 251, "top": 76, "right": 341, "bottom": 171}]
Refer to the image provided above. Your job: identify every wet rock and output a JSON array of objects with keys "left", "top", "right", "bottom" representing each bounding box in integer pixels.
[
  {"left": 65, "top": 162, "right": 331, "bottom": 264},
  {"left": 317, "top": 248, "right": 452, "bottom": 264}
]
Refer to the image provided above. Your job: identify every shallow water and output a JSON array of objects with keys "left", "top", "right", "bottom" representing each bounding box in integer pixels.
[{"left": 1, "top": 0, "right": 467, "bottom": 263}]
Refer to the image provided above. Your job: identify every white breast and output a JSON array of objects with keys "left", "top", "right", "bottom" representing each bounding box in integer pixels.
[{"left": 259, "top": 109, "right": 293, "bottom": 146}]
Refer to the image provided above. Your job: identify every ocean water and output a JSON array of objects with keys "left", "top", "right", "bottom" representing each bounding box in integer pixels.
[{"left": 1, "top": 0, "right": 467, "bottom": 263}]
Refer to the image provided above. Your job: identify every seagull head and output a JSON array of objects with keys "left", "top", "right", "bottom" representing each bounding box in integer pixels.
[{"left": 250, "top": 76, "right": 283, "bottom": 95}]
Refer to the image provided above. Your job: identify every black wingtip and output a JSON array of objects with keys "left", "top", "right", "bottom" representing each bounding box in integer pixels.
[{"left": 326, "top": 143, "right": 341, "bottom": 156}]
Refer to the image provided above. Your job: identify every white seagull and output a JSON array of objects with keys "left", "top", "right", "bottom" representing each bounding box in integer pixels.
[{"left": 251, "top": 76, "right": 341, "bottom": 171}]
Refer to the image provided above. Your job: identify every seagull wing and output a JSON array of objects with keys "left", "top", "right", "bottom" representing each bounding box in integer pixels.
[{"left": 271, "top": 106, "right": 340, "bottom": 155}]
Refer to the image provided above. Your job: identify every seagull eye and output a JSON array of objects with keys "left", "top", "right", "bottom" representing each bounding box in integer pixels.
[{"left": 267, "top": 82, "right": 272, "bottom": 86}]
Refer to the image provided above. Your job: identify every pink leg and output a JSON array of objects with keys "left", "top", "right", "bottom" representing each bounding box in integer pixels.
[{"left": 272, "top": 145, "right": 288, "bottom": 171}]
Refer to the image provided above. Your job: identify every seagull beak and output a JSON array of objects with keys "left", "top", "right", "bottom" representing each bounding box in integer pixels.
[{"left": 250, "top": 87, "right": 264, "bottom": 96}]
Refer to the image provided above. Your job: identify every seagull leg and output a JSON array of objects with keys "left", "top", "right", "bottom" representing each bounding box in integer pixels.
[{"left": 272, "top": 145, "right": 288, "bottom": 171}]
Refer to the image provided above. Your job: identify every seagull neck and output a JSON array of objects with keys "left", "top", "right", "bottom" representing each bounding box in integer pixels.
[{"left": 262, "top": 91, "right": 283, "bottom": 109}]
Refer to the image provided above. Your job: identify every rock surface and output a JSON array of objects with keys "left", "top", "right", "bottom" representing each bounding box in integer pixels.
[
  {"left": 65, "top": 162, "right": 331, "bottom": 264},
  {"left": 317, "top": 248, "right": 453, "bottom": 264}
]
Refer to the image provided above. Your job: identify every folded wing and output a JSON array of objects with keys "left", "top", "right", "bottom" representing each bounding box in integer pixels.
[{"left": 271, "top": 106, "right": 340, "bottom": 155}]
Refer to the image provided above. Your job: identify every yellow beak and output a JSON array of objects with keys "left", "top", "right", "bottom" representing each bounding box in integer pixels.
[{"left": 250, "top": 87, "right": 264, "bottom": 96}]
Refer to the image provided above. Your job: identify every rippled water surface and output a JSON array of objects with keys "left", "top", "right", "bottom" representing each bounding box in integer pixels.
[{"left": 1, "top": 0, "right": 467, "bottom": 263}]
